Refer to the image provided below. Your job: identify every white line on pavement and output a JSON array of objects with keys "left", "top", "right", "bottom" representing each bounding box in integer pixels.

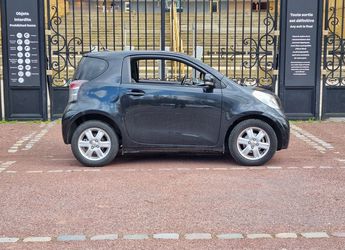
[
  {"left": 1, "top": 231, "right": 342, "bottom": 243},
  {"left": 3, "top": 165, "right": 345, "bottom": 175}
]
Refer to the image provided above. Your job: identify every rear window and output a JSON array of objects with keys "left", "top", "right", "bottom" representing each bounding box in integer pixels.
[{"left": 73, "top": 57, "right": 108, "bottom": 81}]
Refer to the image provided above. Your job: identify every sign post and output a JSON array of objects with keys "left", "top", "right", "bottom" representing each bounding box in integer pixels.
[
  {"left": 279, "top": 0, "right": 323, "bottom": 119},
  {"left": 1, "top": 0, "right": 47, "bottom": 120}
]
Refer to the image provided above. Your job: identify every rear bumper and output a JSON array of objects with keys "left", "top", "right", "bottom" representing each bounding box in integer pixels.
[{"left": 61, "top": 110, "right": 77, "bottom": 144}]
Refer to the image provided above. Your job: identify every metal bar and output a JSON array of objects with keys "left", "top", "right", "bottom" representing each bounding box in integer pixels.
[
  {"left": 46, "top": 0, "right": 53, "bottom": 91},
  {"left": 121, "top": 0, "right": 124, "bottom": 49},
  {"left": 153, "top": 0, "right": 156, "bottom": 77},
  {"left": 340, "top": 0, "right": 345, "bottom": 80},
  {"left": 273, "top": 0, "right": 279, "bottom": 91},
  {"left": 56, "top": 0, "right": 60, "bottom": 79},
  {"left": 233, "top": 0, "right": 237, "bottom": 79},
  {"left": 160, "top": 0, "right": 166, "bottom": 80},
  {"left": 202, "top": 0, "right": 206, "bottom": 61},
  {"left": 72, "top": 0, "right": 76, "bottom": 66},
  {"left": 129, "top": 0, "right": 132, "bottom": 49},
  {"left": 194, "top": 0, "right": 197, "bottom": 59},
  {"left": 187, "top": 0, "right": 190, "bottom": 55},
  {"left": 97, "top": 0, "right": 100, "bottom": 49},
  {"left": 80, "top": 0, "right": 84, "bottom": 53},
  {"left": 105, "top": 0, "right": 108, "bottom": 48},
  {"left": 265, "top": 0, "right": 269, "bottom": 80},
  {"left": 210, "top": 0, "right": 214, "bottom": 67},
  {"left": 332, "top": 0, "right": 337, "bottom": 78},
  {"left": 218, "top": 0, "right": 221, "bottom": 71},
  {"left": 64, "top": 0, "right": 68, "bottom": 79},
  {"left": 226, "top": 0, "right": 230, "bottom": 77},
  {"left": 241, "top": 0, "right": 245, "bottom": 82},
  {"left": 112, "top": 0, "right": 115, "bottom": 50},
  {"left": 323, "top": 0, "right": 329, "bottom": 76},
  {"left": 257, "top": 0, "right": 261, "bottom": 85},
  {"left": 89, "top": 0, "right": 92, "bottom": 51},
  {"left": 170, "top": 1, "right": 173, "bottom": 79},
  {"left": 179, "top": 0, "right": 182, "bottom": 78},
  {"left": 137, "top": 0, "right": 140, "bottom": 50},
  {"left": 187, "top": 0, "right": 190, "bottom": 72},
  {"left": 249, "top": 0, "right": 253, "bottom": 80},
  {"left": 145, "top": 0, "right": 148, "bottom": 78}
]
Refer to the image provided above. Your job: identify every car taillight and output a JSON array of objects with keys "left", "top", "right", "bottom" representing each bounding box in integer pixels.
[{"left": 68, "top": 80, "right": 87, "bottom": 102}]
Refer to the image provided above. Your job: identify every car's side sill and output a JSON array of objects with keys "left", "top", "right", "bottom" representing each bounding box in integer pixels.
[{"left": 122, "top": 147, "right": 224, "bottom": 155}]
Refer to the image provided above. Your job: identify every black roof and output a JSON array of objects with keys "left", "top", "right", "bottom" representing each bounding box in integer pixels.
[
  {"left": 86, "top": 50, "right": 195, "bottom": 60},
  {"left": 85, "top": 50, "right": 224, "bottom": 80}
]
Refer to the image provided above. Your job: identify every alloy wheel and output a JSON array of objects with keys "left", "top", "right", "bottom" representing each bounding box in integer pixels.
[
  {"left": 236, "top": 127, "right": 271, "bottom": 161},
  {"left": 78, "top": 127, "right": 112, "bottom": 161}
]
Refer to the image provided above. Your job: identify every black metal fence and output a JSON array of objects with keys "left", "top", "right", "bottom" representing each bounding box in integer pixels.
[
  {"left": 46, "top": 0, "right": 281, "bottom": 118},
  {"left": 323, "top": 0, "right": 345, "bottom": 117}
]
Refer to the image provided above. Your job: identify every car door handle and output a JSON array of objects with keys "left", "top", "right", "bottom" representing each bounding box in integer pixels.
[{"left": 126, "top": 89, "right": 145, "bottom": 96}]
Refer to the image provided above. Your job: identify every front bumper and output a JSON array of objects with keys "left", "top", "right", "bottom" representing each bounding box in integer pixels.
[{"left": 276, "top": 114, "right": 290, "bottom": 150}]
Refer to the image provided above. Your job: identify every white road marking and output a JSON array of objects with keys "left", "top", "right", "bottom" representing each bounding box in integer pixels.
[
  {"left": 8, "top": 131, "right": 37, "bottom": 153},
  {"left": 291, "top": 124, "right": 334, "bottom": 153},
  {"left": 4, "top": 165, "right": 345, "bottom": 175},
  {"left": 1, "top": 230, "right": 343, "bottom": 243},
  {"left": 0, "top": 161, "right": 16, "bottom": 173},
  {"left": 7, "top": 122, "right": 56, "bottom": 153}
]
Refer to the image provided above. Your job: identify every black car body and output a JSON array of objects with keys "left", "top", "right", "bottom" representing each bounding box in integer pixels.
[{"left": 62, "top": 51, "right": 289, "bottom": 167}]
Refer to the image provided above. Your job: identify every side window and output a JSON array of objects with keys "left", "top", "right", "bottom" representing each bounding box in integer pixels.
[
  {"left": 131, "top": 58, "right": 206, "bottom": 87},
  {"left": 73, "top": 57, "right": 108, "bottom": 81}
]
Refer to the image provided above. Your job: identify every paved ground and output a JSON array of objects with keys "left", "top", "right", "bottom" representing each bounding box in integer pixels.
[{"left": 0, "top": 120, "right": 345, "bottom": 249}]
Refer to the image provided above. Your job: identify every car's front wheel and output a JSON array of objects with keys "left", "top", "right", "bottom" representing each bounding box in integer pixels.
[
  {"left": 228, "top": 119, "right": 277, "bottom": 166},
  {"left": 71, "top": 120, "right": 119, "bottom": 167}
]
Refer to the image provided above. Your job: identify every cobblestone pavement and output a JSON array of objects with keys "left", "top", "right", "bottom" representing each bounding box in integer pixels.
[{"left": 0, "top": 121, "right": 345, "bottom": 249}]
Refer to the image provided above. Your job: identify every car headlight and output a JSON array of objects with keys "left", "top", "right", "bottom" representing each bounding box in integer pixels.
[{"left": 252, "top": 90, "right": 280, "bottom": 110}]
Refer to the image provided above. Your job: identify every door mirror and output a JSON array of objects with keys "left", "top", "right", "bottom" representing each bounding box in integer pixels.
[{"left": 203, "top": 74, "right": 215, "bottom": 88}]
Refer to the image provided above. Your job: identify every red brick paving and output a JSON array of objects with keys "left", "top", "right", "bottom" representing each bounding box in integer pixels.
[{"left": 0, "top": 121, "right": 345, "bottom": 249}]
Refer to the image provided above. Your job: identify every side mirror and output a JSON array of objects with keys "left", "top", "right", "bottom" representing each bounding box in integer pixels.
[{"left": 204, "top": 74, "right": 215, "bottom": 88}]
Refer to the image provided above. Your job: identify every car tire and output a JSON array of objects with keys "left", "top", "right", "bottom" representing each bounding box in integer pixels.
[
  {"left": 71, "top": 120, "right": 119, "bottom": 167},
  {"left": 228, "top": 119, "right": 277, "bottom": 166}
]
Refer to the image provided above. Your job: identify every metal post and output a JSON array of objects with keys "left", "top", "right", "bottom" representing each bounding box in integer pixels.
[{"left": 160, "top": 0, "right": 166, "bottom": 80}]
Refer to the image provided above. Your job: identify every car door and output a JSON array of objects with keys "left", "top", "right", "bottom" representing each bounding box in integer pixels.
[{"left": 119, "top": 56, "right": 222, "bottom": 147}]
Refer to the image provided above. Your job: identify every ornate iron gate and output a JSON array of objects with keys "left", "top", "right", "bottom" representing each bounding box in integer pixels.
[
  {"left": 46, "top": 0, "right": 281, "bottom": 119},
  {"left": 323, "top": 0, "right": 345, "bottom": 118}
]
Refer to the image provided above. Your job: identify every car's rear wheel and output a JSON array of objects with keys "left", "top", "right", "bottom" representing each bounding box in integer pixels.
[
  {"left": 228, "top": 119, "right": 277, "bottom": 166},
  {"left": 71, "top": 120, "right": 119, "bottom": 167}
]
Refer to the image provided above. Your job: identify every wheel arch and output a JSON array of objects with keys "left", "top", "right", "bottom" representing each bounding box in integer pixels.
[
  {"left": 224, "top": 114, "right": 283, "bottom": 152},
  {"left": 67, "top": 111, "right": 123, "bottom": 145}
]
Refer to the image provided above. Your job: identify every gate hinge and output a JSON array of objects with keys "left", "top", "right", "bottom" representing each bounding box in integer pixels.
[
  {"left": 45, "top": 29, "right": 52, "bottom": 36},
  {"left": 46, "top": 70, "right": 53, "bottom": 76},
  {"left": 274, "top": 30, "right": 280, "bottom": 36}
]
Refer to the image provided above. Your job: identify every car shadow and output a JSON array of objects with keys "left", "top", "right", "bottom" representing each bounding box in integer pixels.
[{"left": 112, "top": 153, "right": 234, "bottom": 165}]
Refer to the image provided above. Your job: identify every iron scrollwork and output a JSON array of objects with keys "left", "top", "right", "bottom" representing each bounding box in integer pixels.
[
  {"left": 206, "top": 4, "right": 277, "bottom": 89},
  {"left": 48, "top": 5, "right": 91, "bottom": 87},
  {"left": 324, "top": 5, "right": 345, "bottom": 87}
]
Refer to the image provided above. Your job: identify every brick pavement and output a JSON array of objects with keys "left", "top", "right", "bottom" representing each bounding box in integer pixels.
[{"left": 0, "top": 121, "right": 345, "bottom": 249}]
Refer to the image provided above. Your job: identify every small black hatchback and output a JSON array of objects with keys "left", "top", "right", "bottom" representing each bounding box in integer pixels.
[{"left": 62, "top": 51, "right": 289, "bottom": 167}]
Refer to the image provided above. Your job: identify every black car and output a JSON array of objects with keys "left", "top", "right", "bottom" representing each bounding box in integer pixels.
[{"left": 62, "top": 51, "right": 289, "bottom": 167}]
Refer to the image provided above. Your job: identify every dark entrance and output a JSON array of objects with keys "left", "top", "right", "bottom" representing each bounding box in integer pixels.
[{"left": 45, "top": 0, "right": 281, "bottom": 119}]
